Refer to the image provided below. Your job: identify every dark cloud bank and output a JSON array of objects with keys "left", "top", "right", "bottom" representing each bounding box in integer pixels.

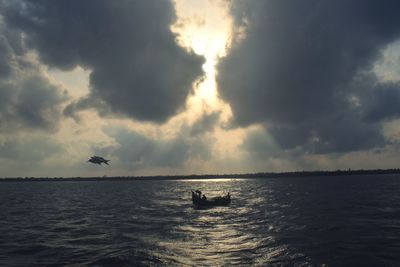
[
  {"left": 218, "top": 0, "right": 400, "bottom": 155},
  {"left": 0, "top": 137, "right": 62, "bottom": 163},
  {"left": 0, "top": 5, "right": 68, "bottom": 169},
  {"left": 2, "top": 0, "right": 204, "bottom": 123},
  {"left": 96, "top": 124, "right": 214, "bottom": 172},
  {"left": 0, "top": 15, "right": 67, "bottom": 133},
  {"left": 0, "top": 0, "right": 208, "bottom": 172}
]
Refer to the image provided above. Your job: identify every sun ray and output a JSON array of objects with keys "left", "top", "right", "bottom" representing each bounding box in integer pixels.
[{"left": 172, "top": 0, "right": 232, "bottom": 109}]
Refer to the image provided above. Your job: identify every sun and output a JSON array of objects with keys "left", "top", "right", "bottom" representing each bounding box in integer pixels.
[{"left": 172, "top": 0, "right": 232, "bottom": 107}]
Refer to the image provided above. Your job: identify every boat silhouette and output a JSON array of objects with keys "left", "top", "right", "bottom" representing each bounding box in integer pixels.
[{"left": 191, "top": 190, "right": 231, "bottom": 207}]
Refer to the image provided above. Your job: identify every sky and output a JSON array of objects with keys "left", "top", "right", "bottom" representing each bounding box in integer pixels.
[{"left": 1, "top": 0, "right": 400, "bottom": 177}]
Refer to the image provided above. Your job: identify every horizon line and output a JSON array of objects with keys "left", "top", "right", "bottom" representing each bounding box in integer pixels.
[{"left": 1, "top": 168, "right": 400, "bottom": 181}]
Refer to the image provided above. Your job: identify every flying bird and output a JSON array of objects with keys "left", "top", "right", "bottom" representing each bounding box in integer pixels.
[{"left": 88, "top": 156, "right": 110, "bottom": 165}]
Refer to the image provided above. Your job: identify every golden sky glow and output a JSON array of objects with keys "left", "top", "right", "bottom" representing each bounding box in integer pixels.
[
  {"left": 173, "top": 0, "right": 232, "bottom": 108},
  {"left": 171, "top": 0, "right": 253, "bottom": 172}
]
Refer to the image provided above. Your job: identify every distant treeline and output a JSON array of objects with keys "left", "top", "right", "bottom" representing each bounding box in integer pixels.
[{"left": 1, "top": 168, "right": 400, "bottom": 182}]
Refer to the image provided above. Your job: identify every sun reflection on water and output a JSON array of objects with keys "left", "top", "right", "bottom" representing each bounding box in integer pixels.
[{"left": 138, "top": 178, "right": 293, "bottom": 266}]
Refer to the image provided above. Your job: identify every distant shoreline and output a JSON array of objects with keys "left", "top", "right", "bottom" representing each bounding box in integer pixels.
[{"left": 1, "top": 168, "right": 400, "bottom": 182}]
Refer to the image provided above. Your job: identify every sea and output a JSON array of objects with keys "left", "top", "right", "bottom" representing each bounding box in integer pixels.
[{"left": 0, "top": 175, "right": 400, "bottom": 266}]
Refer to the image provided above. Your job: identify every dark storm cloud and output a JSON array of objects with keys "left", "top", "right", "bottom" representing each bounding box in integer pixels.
[
  {"left": 0, "top": 75, "right": 68, "bottom": 132},
  {"left": 218, "top": 0, "right": 400, "bottom": 153},
  {"left": 63, "top": 95, "right": 111, "bottom": 122},
  {"left": 267, "top": 114, "right": 385, "bottom": 154},
  {"left": 2, "top": 0, "right": 205, "bottom": 123},
  {"left": 0, "top": 35, "right": 12, "bottom": 78},
  {"left": 0, "top": 15, "right": 68, "bottom": 133},
  {"left": 97, "top": 125, "right": 214, "bottom": 171},
  {"left": 0, "top": 136, "right": 63, "bottom": 162},
  {"left": 241, "top": 128, "right": 281, "bottom": 159},
  {"left": 362, "top": 82, "right": 400, "bottom": 122},
  {"left": 100, "top": 128, "right": 180, "bottom": 170},
  {"left": 190, "top": 111, "right": 220, "bottom": 136},
  {"left": 0, "top": 18, "right": 15, "bottom": 78}
]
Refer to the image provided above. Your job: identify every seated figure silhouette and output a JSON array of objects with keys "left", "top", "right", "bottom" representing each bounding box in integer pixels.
[{"left": 191, "top": 190, "right": 231, "bottom": 207}]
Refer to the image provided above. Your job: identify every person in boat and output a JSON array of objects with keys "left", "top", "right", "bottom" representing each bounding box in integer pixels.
[
  {"left": 195, "top": 190, "right": 202, "bottom": 198},
  {"left": 202, "top": 194, "right": 207, "bottom": 200}
]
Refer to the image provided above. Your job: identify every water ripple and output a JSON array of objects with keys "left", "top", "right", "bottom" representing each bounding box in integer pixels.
[{"left": 0, "top": 176, "right": 400, "bottom": 266}]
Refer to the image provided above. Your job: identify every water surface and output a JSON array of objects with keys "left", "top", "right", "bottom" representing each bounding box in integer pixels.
[{"left": 1, "top": 175, "right": 400, "bottom": 266}]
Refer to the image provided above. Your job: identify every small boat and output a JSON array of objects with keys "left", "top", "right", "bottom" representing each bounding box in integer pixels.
[{"left": 191, "top": 190, "right": 231, "bottom": 207}]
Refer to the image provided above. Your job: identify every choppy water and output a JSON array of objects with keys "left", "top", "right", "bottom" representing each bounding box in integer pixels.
[{"left": 1, "top": 175, "right": 400, "bottom": 266}]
